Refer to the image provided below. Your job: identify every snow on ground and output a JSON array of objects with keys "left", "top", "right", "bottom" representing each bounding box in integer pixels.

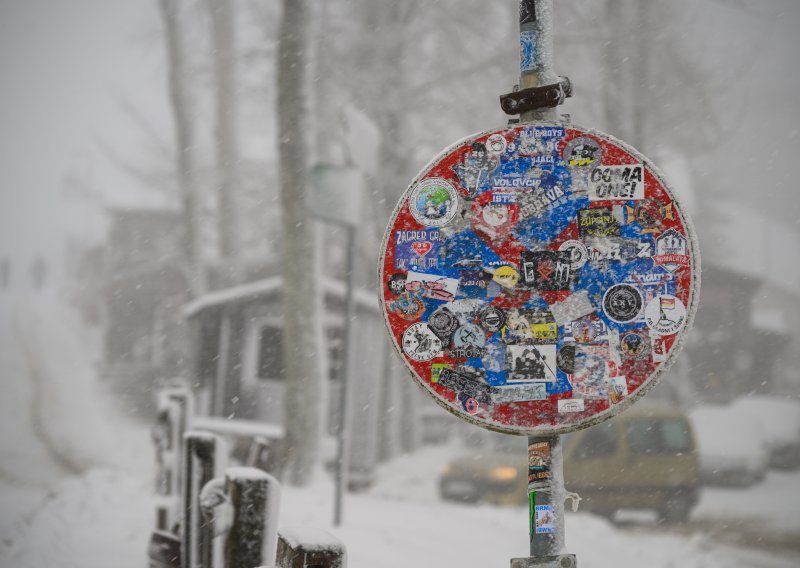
[
  {"left": 694, "top": 470, "right": 800, "bottom": 533},
  {"left": 1, "top": 291, "right": 798, "bottom": 567},
  {"left": 0, "top": 290, "right": 153, "bottom": 565},
  {"left": 281, "top": 470, "right": 800, "bottom": 568}
]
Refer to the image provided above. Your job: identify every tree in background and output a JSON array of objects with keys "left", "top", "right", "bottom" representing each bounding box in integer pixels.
[
  {"left": 158, "top": 0, "right": 205, "bottom": 296},
  {"left": 208, "top": 0, "right": 241, "bottom": 273},
  {"left": 275, "top": 0, "right": 324, "bottom": 486}
]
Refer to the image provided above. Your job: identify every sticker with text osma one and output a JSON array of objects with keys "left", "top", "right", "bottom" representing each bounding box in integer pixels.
[{"left": 589, "top": 164, "right": 644, "bottom": 201}]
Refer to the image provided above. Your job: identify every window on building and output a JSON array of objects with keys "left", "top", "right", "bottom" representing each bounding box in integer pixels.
[{"left": 257, "top": 326, "right": 284, "bottom": 380}]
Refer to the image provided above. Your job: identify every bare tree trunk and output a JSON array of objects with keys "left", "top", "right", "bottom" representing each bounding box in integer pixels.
[
  {"left": 276, "top": 0, "right": 323, "bottom": 486},
  {"left": 159, "top": 0, "right": 204, "bottom": 295},
  {"left": 208, "top": 0, "right": 240, "bottom": 267}
]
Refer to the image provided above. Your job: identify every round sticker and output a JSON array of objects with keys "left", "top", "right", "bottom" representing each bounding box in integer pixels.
[
  {"left": 379, "top": 123, "right": 699, "bottom": 435},
  {"left": 563, "top": 136, "right": 602, "bottom": 169},
  {"left": 402, "top": 323, "right": 443, "bottom": 362},
  {"left": 620, "top": 330, "right": 650, "bottom": 359},
  {"left": 409, "top": 178, "right": 459, "bottom": 228},
  {"left": 603, "top": 284, "right": 644, "bottom": 324},
  {"left": 428, "top": 307, "right": 459, "bottom": 340},
  {"left": 558, "top": 239, "right": 589, "bottom": 270},
  {"left": 644, "top": 295, "right": 687, "bottom": 336},
  {"left": 453, "top": 323, "right": 486, "bottom": 348},
  {"left": 479, "top": 305, "right": 506, "bottom": 332},
  {"left": 463, "top": 397, "right": 480, "bottom": 415},
  {"left": 486, "top": 133, "right": 508, "bottom": 155}
]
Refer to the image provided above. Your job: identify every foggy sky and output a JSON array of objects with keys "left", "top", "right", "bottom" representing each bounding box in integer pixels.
[{"left": 0, "top": 0, "right": 798, "bottom": 287}]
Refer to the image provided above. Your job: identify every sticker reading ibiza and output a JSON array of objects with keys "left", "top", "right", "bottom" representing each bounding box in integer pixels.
[
  {"left": 380, "top": 123, "right": 698, "bottom": 435},
  {"left": 409, "top": 178, "right": 459, "bottom": 227}
]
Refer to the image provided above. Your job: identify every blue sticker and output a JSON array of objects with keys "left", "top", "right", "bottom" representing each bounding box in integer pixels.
[
  {"left": 395, "top": 229, "right": 444, "bottom": 270},
  {"left": 520, "top": 31, "right": 540, "bottom": 72}
]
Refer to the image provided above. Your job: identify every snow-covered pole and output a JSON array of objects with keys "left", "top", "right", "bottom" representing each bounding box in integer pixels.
[{"left": 521, "top": 437, "right": 575, "bottom": 567}]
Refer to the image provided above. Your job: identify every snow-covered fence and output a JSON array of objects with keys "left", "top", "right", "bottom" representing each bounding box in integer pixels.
[
  {"left": 200, "top": 467, "right": 282, "bottom": 568},
  {"left": 149, "top": 384, "right": 346, "bottom": 568},
  {"left": 153, "top": 380, "right": 194, "bottom": 532},
  {"left": 274, "top": 527, "right": 347, "bottom": 568},
  {"left": 183, "top": 431, "right": 227, "bottom": 568}
]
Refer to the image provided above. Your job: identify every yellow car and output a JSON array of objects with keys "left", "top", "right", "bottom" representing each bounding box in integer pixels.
[{"left": 439, "top": 405, "right": 700, "bottom": 523}]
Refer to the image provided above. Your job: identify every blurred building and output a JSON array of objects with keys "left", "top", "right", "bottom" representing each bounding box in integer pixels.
[{"left": 688, "top": 203, "right": 799, "bottom": 402}]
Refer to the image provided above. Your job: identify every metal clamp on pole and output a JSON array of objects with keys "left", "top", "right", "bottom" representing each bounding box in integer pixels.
[{"left": 500, "top": 78, "right": 572, "bottom": 115}]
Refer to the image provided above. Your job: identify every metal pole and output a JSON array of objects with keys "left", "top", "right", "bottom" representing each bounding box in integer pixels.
[
  {"left": 527, "top": 437, "right": 565, "bottom": 556},
  {"left": 511, "top": 436, "right": 575, "bottom": 568},
  {"left": 519, "top": 0, "right": 560, "bottom": 123},
  {"left": 334, "top": 224, "right": 356, "bottom": 526},
  {"left": 511, "top": 4, "right": 576, "bottom": 566}
]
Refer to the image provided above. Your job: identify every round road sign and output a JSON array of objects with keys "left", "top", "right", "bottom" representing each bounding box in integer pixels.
[{"left": 379, "top": 123, "right": 699, "bottom": 435}]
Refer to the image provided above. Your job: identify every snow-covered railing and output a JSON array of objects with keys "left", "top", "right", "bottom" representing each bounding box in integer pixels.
[{"left": 149, "top": 383, "right": 347, "bottom": 568}]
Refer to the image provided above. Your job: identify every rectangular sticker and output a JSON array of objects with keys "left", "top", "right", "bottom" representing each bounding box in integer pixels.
[
  {"left": 520, "top": 31, "right": 540, "bottom": 72},
  {"left": 394, "top": 229, "right": 443, "bottom": 270},
  {"left": 520, "top": 0, "right": 537, "bottom": 24},
  {"left": 405, "top": 270, "right": 459, "bottom": 302},
  {"left": 589, "top": 164, "right": 645, "bottom": 201},
  {"left": 558, "top": 398, "right": 585, "bottom": 413},
  {"left": 550, "top": 291, "right": 595, "bottom": 326},
  {"left": 506, "top": 344, "right": 557, "bottom": 383},
  {"left": 535, "top": 504, "right": 556, "bottom": 534},
  {"left": 528, "top": 441, "right": 551, "bottom": 484}
]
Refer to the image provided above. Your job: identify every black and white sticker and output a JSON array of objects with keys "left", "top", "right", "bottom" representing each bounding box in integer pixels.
[
  {"left": 603, "top": 284, "right": 644, "bottom": 323},
  {"left": 402, "top": 323, "right": 443, "bottom": 362}
]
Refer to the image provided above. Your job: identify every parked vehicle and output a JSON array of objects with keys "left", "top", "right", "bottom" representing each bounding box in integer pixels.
[
  {"left": 730, "top": 396, "right": 800, "bottom": 470},
  {"left": 439, "top": 405, "right": 701, "bottom": 523},
  {"left": 690, "top": 405, "right": 769, "bottom": 487},
  {"left": 438, "top": 432, "right": 528, "bottom": 506},
  {"left": 563, "top": 405, "right": 700, "bottom": 523}
]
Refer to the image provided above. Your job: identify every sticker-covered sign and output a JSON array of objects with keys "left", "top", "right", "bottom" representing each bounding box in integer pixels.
[{"left": 379, "top": 123, "right": 699, "bottom": 436}]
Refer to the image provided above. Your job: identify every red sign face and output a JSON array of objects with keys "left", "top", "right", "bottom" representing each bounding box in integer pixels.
[{"left": 379, "top": 123, "right": 699, "bottom": 435}]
